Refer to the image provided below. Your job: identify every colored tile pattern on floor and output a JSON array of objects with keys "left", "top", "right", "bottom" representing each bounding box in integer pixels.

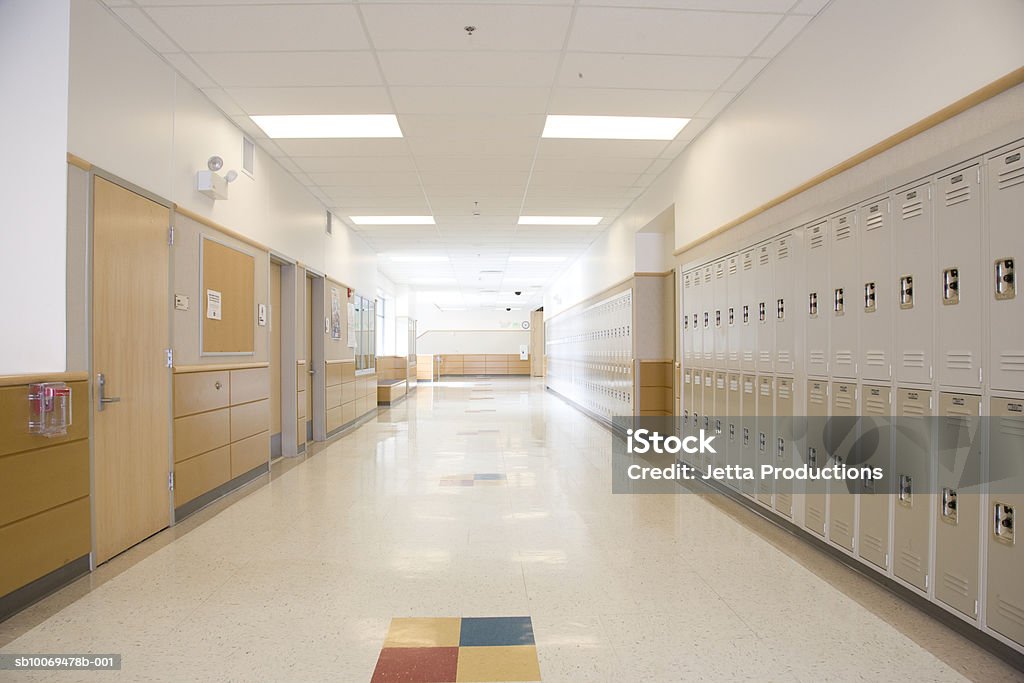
[
  {"left": 372, "top": 617, "right": 540, "bottom": 683},
  {"left": 439, "top": 474, "right": 507, "bottom": 487}
]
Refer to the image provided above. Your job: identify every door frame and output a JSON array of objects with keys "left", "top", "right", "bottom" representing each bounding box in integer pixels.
[
  {"left": 305, "top": 269, "right": 327, "bottom": 442},
  {"left": 272, "top": 254, "right": 299, "bottom": 457},
  {"left": 86, "top": 167, "right": 175, "bottom": 567}
]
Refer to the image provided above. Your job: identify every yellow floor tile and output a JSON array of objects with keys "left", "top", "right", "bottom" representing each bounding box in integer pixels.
[
  {"left": 384, "top": 617, "right": 462, "bottom": 648},
  {"left": 456, "top": 645, "right": 541, "bottom": 682}
]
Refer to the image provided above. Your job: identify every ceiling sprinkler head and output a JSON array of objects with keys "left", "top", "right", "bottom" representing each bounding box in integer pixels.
[{"left": 472, "top": 201, "right": 481, "bottom": 217}]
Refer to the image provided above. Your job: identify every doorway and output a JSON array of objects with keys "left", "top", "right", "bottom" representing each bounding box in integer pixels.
[
  {"left": 91, "top": 175, "right": 172, "bottom": 564},
  {"left": 270, "top": 260, "right": 282, "bottom": 459}
]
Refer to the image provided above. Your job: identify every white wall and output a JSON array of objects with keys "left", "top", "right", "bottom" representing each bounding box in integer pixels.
[
  {"left": 415, "top": 306, "right": 531, "bottom": 355},
  {"left": 0, "top": 0, "right": 71, "bottom": 374},
  {"left": 417, "top": 330, "right": 529, "bottom": 356}
]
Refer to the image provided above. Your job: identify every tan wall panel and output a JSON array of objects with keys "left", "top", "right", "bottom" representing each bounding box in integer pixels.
[
  {"left": 0, "top": 381, "right": 89, "bottom": 458},
  {"left": 341, "top": 361, "right": 356, "bottom": 383},
  {"left": 296, "top": 390, "right": 307, "bottom": 419},
  {"left": 326, "top": 384, "right": 343, "bottom": 410},
  {"left": 230, "top": 367, "right": 269, "bottom": 405},
  {"left": 0, "top": 497, "right": 90, "bottom": 598},
  {"left": 0, "top": 441, "right": 89, "bottom": 528},
  {"left": 174, "top": 371, "right": 230, "bottom": 418},
  {"left": 640, "top": 362, "right": 672, "bottom": 388},
  {"left": 230, "top": 431, "right": 269, "bottom": 478},
  {"left": 296, "top": 418, "right": 305, "bottom": 447},
  {"left": 640, "top": 386, "right": 672, "bottom": 412},
  {"left": 327, "top": 406, "right": 344, "bottom": 433},
  {"left": 230, "top": 399, "right": 269, "bottom": 442},
  {"left": 296, "top": 362, "right": 307, "bottom": 387},
  {"left": 343, "top": 401, "right": 356, "bottom": 425},
  {"left": 173, "top": 408, "right": 230, "bottom": 464},
  {"left": 342, "top": 381, "right": 356, "bottom": 404},
  {"left": 485, "top": 354, "right": 507, "bottom": 363},
  {"left": 174, "top": 445, "right": 231, "bottom": 507},
  {"left": 465, "top": 355, "right": 486, "bottom": 363},
  {"left": 326, "top": 362, "right": 344, "bottom": 387}
]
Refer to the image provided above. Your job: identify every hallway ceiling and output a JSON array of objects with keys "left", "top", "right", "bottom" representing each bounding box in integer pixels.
[{"left": 102, "top": 0, "right": 828, "bottom": 310}]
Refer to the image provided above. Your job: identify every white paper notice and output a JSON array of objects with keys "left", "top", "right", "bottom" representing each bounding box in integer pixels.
[{"left": 206, "top": 289, "right": 222, "bottom": 320}]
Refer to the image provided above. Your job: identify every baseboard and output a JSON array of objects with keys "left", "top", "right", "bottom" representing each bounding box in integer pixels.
[
  {"left": 0, "top": 555, "right": 90, "bottom": 622},
  {"left": 174, "top": 462, "right": 270, "bottom": 521}
]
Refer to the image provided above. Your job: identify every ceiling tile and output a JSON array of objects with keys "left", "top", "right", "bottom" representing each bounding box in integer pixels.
[
  {"left": 113, "top": 8, "right": 180, "bottom": 53},
  {"left": 361, "top": 4, "right": 572, "bottom": 51},
  {"left": 548, "top": 87, "right": 711, "bottom": 117},
  {"left": 406, "top": 136, "right": 537, "bottom": 157},
  {"left": 193, "top": 51, "right": 381, "bottom": 88},
  {"left": 528, "top": 171, "right": 643, "bottom": 187},
  {"left": 754, "top": 14, "right": 813, "bottom": 58},
  {"left": 293, "top": 156, "right": 418, "bottom": 173},
  {"left": 224, "top": 87, "right": 392, "bottom": 115},
  {"left": 576, "top": 0, "right": 795, "bottom": 11},
  {"left": 531, "top": 156, "right": 654, "bottom": 174},
  {"left": 390, "top": 86, "right": 550, "bottom": 115},
  {"left": 378, "top": 51, "right": 560, "bottom": 87},
  {"left": 536, "top": 138, "right": 669, "bottom": 159},
  {"left": 720, "top": 58, "right": 770, "bottom": 92},
  {"left": 144, "top": 4, "right": 368, "bottom": 53},
  {"left": 201, "top": 88, "right": 245, "bottom": 116},
  {"left": 568, "top": 7, "right": 780, "bottom": 57},
  {"left": 790, "top": 0, "right": 832, "bottom": 15},
  {"left": 696, "top": 90, "right": 737, "bottom": 118},
  {"left": 559, "top": 53, "right": 742, "bottom": 90},
  {"left": 415, "top": 156, "right": 533, "bottom": 172},
  {"left": 274, "top": 138, "right": 409, "bottom": 157},
  {"left": 163, "top": 52, "right": 217, "bottom": 88},
  {"left": 307, "top": 171, "right": 423, "bottom": 186},
  {"left": 398, "top": 114, "right": 545, "bottom": 139}
]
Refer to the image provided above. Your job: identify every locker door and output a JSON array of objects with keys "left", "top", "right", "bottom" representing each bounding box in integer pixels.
[
  {"left": 682, "top": 367, "right": 693, "bottom": 443},
  {"left": 740, "top": 249, "right": 757, "bottom": 373},
  {"left": 726, "top": 372, "right": 742, "bottom": 487},
  {"left": 805, "top": 220, "right": 830, "bottom": 377},
  {"left": 894, "top": 388, "right": 932, "bottom": 592},
  {"left": 774, "top": 233, "right": 797, "bottom": 375},
  {"left": 859, "top": 385, "right": 892, "bottom": 571},
  {"left": 755, "top": 375, "right": 774, "bottom": 507},
  {"left": 702, "top": 265, "right": 715, "bottom": 367},
  {"left": 987, "top": 396, "right": 1024, "bottom": 646},
  {"left": 805, "top": 379, "right": 829, "bottom": 536},
  {"left": 829, "top": 381, "right": 858, "bottom": 552},
  {"left": 691, "top": 270, "right": 703, "bottom": 369},
  {"left": 935, "top": 392, "right": 981, "bottom": 620},
  {"left": 859, "top": 196, "right": 892, "bottom": 382},
  {"left": 701, "top": 370, "right": 714, "bottom": 474},
  {"left": 713, "top": 371, "right": 728, "bottom": 470},
  {"left": 894, "top": 181, "right": 934, "bottom": 385},
  {"left": 682, "top": 271, "right": 693, "bottom": 368},
  {"left": 755, "top": 243, "right": 775, "bottom": 375},
  {"left": 829, "top": 210, "right": 859, "bottom": 378},
  {"left": 774, "top": 377, "right": 794, "bottom": 518},
  {"left": 714, "top": 259, "right": 728, "bottom": 368},
  {"left": 727, "top": 255, "right": 741, "bottom": 371},
  {"left": 988, "top": 146, "right": 1024, "bottom": 393},
  {"left": 689, "top": 369, "right": 704, "bottom": 470},
  {"left": 935, "top": 164, "right": 983, "bottom": 390},
  {"left": 740, "top": 374, "right": 757, "bottom": 498}
]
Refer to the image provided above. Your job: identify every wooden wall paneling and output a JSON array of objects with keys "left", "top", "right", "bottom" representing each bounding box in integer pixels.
[
  {"left": 0, "top": 498, "right": 90, "bottom": 598},
  {"left": 174, "top": 371, "right": 230, "bottom": 417},
  {"left": 230, "top": 399, "right": 270, "bottom": 442},
  {"left": 0, "top": 441, "right": 89, "bottom": 528},
  {"left": 173, "top": 408, "right": 230, "bottom": 463},
  {"left": 0, "top": 381, "right": 89, "bottom": 458},
  {"left": 230, "top": 431, "right": 270, "bottom": 478},
  {"left": 173, "top": 446, "right": 231, "bottom": 507},
  {"left": 229, "top": 367, "right": 269, "bottom": 405}
]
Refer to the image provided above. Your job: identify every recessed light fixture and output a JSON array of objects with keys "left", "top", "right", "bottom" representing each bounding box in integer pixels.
[
  {"left": 389, "top": 255, "right": 449, "bottom": 263},
  {"left": 250, "top": 114, "right": 403, "bottom": 139},
  {"left": 508, "top": 256, "right": 566, "bottom": 263},
  {"left": 542, "top": 115, "right": 689, "bottom": 141},
  {"left": 350, "top": 215, "right": 435, "bottom": 225},
  {"left": 517, "top": 216, "right": 602, "bottom": 226}
]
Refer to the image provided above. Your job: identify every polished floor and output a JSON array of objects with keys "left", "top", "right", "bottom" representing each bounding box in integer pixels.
[{"left": 1, "top": 378, "right": 1021, "bottom": 681}]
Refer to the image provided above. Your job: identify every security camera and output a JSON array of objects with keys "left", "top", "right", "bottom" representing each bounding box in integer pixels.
[
  {"left": 505, "top": 307, "right": 511, "bottom": 311},
  {"left": 514, "top": 291, "right": 522, "bottom": 296}
]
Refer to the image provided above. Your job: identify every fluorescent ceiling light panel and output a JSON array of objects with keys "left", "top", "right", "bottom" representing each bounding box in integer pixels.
[
  {"left": 350, "top": 215, "right": 435, "bottom": 225},
  {"left": 250, "top": 114, "right": 402, "bottom": 139},
  {"left": 542, "top": 115, "right": 689, "bottom": 140},
  {"left": 508, "top": 256, "right": 566, "bottom": 263},
  {"left": 389, "top": 255, "right": 449, "bottom": 263},
  {"left": 518, "top": 216, "right": 602, "bottom": 226}
]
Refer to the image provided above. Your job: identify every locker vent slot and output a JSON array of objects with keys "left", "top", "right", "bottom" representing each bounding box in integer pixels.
[
  {"left": 835, "top": 351, "right": 854, "bottom": 367},
  {"left": 807, "top": 507, "right": 823, "bottom": 524},
  {"left": 901, "top": 198, "right": 924, "bottom": 220},
  {"left": 864, "top": 210, "right": 885, "bottom": 231},
  {"left": 743, "top": 257, "right": 753, "bottom": 271},
  {"left": 759, "top": 351, "right": 771, "bottom": 363},
  {"left": 809, "top": 231, "right": 825, "bottom": 249},
  {"left": 899, "top": 550, "right": 922, "bottom": 572},
  {"left": 999, "top": 353, "right": 1024, "bottom": 374},
  {"left": 996, "top": 162, "right": 1024, "bottom": 190},
  {"left": 777, "top": 384, "right": 791, "bottom": 399},
  {"left": 944, "top": 184, "right": 971, "bottom": 207},
  {"left": 728, "top": 260, "right": 738, "bottom": 275},
  {"left": 865, "top": 351, "right": 886, "bottom": 367},
  {"left": 902, "top": 351, "right": 926, "bottom": 368},
  {"left": 810, "top": 351, "right": 826, "bottom": 366},
  {"left": 834, "top": 224, "right": 852, "bottom": 241},
  {"left": 833, "top": 519, "right": 851, "bottom": 536},
  {"left": 863, "top": 533, "right": 884, "bottom": 555},
  {"left": 945, "top": 351, "right": 974, "bottom": 370},
  {"left": 865, "top": 397, "right": 887, "bottom": 413},
  {"left": 777, "top": 242, "right": 790, "bottom": 259},
  {"left": 759, "top": 250, "right": 769, "bottom": 266},
  {"left": 995, "top": 599, "right": 1024, "bottom": 628},
  {"left": 941, "top": 572, "right": 969, "bottom": 598},
  {"left": 777, "top": 350, "right": 791, "bottom": 366}
]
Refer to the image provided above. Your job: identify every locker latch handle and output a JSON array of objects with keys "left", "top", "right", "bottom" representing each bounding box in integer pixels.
[
  {"left": 808, "top": 446, "right": 817, "bottom": 469},
  {"left": 742, "top": 305, "right": 750, "bottom": 324},
  {"left": 729, "top": 423, "right": 736, "bottom": 440},
  {"left": 993, "top": 502, "right": 1015, "bottom": 544},
  {"left": 942, "top": 268, "right": 960, "bottom": 306},
  {"left": 728, "top": 307, "right": 735, "bottom": 326},
  {"left": 864, "top": 282, "right": 876, "bottom": 313},
  {"left": 702, "top": 416, "right": 709, "bottom": 431},
  {"left": 715, "top": 419, "right": 722, "bottom": 435},
  {"left": 995, "top": 258, "right": 1015, "bottom": 300},
  {"left": 758, "top": 302, "right": 766, "bottom": 323},
  {"left": 758, "top": 432, "right": 766, "bottom": 452},
  {"left": 715, "top": 310, "right": 721, "bottom": 327},
  {"left": 743, "top": 427, "right": 750, "bottom": 446},
  {"left": 703, "top": 312, "right": 709, "bottom": 328},
  {"left": 776, "top": 437, "right": 785, "bottom": 459},
  {"left": 776, "top": 298, "right": 785, "bottom": 321},
  {"left": 941, "top": 487, "right": 958, "bottom": 524},
  {"left": 833, "top": 288, "right": 844, "bottom": 315},
  {"left": 900, "top": 275, "right": 914, "bottom": 309},
  {"left": 898, "top": 474, "right": 912, "bottom": 505},
  {"left": 808, "top": 292, "right": 818, "bottom": 317}
]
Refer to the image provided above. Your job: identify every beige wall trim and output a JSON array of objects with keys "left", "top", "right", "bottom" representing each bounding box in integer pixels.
[
  {"left": 296, "top": 360, "right": 307, "bottom": 365},
  {"left": 673, "top": 65, "right": 1024, "bottom": 257},
  {"left": 173, "top": 362, "right": 269, "bottom": 374},
  {"left": 174, "top": 205, "right": 272, "bottom": 255},
  {"left": 638, "top": 359, "right": 674, "bottom": 364},
  {"left": 66, "top": 153, "right": 91, "bottom": 171},
  {"left": 325, "top": 359, "right": 355, "bottom": 366},
  {"left": 0, "top": 372, "right": 89, "bottom": 388},
  {"left": 634, "top": 271, "right": 673, "bottom": 277}
]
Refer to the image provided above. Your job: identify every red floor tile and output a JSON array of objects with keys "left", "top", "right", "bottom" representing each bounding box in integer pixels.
[{"left": 371, "top": 646, "right": 459, "bottom": 683}]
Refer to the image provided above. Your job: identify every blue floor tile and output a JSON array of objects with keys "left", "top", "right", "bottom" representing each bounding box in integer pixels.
[{"left": 459, "top": 617, "right": 534, "bottom": 647}]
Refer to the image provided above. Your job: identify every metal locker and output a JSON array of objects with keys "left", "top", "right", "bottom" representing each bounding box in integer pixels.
[
  {"left": 859, "top": 385, "right": 892, "bottom": 570},
  {"left": 893, "top": 181, "right": 934, "bottom": 385},
  {"left": 774, "top": 377, "right": 794, "bottom": 518},
  {"left": 805, "top": 220, "right": 830, "bottom": 377},
  {"left": 773, "top": 233, "right": 797, "bottom": 375},
  {"left": 726, "top": 372, "right": 742, "bottom": 489},
  {"left": 726, "top": 255, "right": 741, "bottom": 371},
  {"left": 682, "top": 270, "right": 694, "bottom": 368},
  {"left": 682, "top": 367, "right": 693, "bottom": 435},
  {"left": 894, "top": 388, "right": 933, "bottom": 592},
  {"left": 755, "top": 242, "right": 775, "bottom": 375},
  {"left": 805, "top": 380, "right": 829, "bottom": 536},
  {"left": 935, "top": 392, "right": 981, "bottom": 620},
  {"left": 690, "top": 269, "right": 703, "bottom": 369},
  {"left": 987, "top": 396, "right": 1024, "bottom": 646},
  {"left": 829, "top": 210, "right": 859, "bottom": 378},
  {"left": 701, "top": 370, "right": 714, "bottom": 474},
  {"left": 740, "top": 374, "right": 758, "bottom": 498},
  {"left": 988, "top": 145, "right": 1024, "bottom": 393},
  {"left": 688, "top": 369, "right": 704, "bottom": 471},
  {"left": 714, "top": 259, "right": 728, "bottom": 369},
  {"left": 859, "top": 196, "right": 892, "bottom": 382},
  {"left": 713, "top": 370, "right": 728, "bottom": 470},
  {"left": 756, "top": 375, "right": 774, "bottom": 507},
  {"left": 740, "top": 248, "right": 757, "bottom": 373},
  {"left": 702, "top": 265, "right": 715, "bottom": 368},
  {"left": 935, "top": 163, "right": 983, "bottom": 390},
  {"left": 828, "top": 381, "right": 858, "bottom": 552}
]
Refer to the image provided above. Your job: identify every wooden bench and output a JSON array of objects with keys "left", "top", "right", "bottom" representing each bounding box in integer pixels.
[{"left": 377, "top": 379, "right": 407, "bottom": 405}]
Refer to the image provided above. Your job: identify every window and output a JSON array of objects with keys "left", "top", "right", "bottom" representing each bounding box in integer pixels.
[
  {"left": 375, "top": 296, "right": 385, "bottom": 356},
  {"left": 353, "top": 293, "right": 376, "bottom": 372}
]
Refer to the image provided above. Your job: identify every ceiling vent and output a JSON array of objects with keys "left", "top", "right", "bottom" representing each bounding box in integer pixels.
[{"left": 326, "top": 211, "right": 333, "bottom": 236}]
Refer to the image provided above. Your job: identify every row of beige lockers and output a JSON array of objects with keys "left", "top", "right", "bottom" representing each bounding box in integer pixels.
[
  {"left": 679, "top": 369, "right": 1023, "bottom": 651},
  {"left": 438, "top": 354, "right": 530, "bottom": 376}
]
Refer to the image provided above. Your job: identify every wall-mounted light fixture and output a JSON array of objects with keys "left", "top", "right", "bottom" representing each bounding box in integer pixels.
[{"left": 197, "top": 155, "right": 239, "bottom": 200}]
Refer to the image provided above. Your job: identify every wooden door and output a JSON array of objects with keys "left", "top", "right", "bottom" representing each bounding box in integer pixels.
[
  {"left": 92, "top": 176, "right": 171, "bottom": 564},
  {"left": 270, "top": 261, "right": 282, "bottom": 456}
]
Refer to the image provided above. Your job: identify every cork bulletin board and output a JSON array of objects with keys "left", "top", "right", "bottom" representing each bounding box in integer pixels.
[{"left": 200, "top": 236, "right": 255, "bottom": 354}]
